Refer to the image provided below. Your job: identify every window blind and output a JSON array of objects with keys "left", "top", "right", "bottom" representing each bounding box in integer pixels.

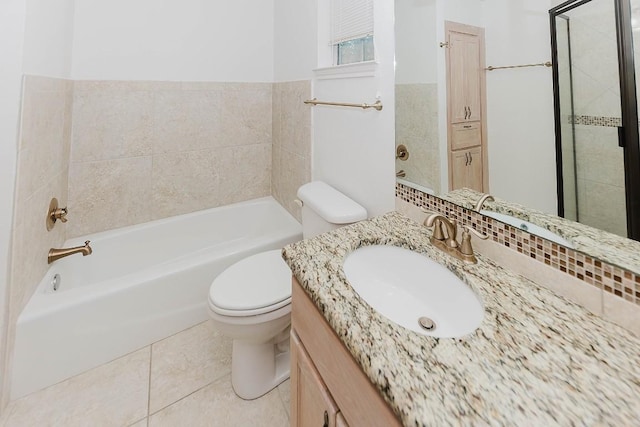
[{"left": 330, "top": 0, "right": 374, "bottom": 45}]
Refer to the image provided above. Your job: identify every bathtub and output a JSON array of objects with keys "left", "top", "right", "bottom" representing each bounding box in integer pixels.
[{"left": 11, "top": 197, "right": 302, "bottom": 399}]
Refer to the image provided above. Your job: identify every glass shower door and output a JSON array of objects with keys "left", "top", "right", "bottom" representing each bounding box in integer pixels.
[{"left": 552, "top": 0, "right": 634, "bottom": 238}]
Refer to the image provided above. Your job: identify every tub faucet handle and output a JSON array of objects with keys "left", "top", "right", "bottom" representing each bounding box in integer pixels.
[
  {"left": 54, "top": 207, "right": 68, "bottom": 223},
  {"left": 46, "top": 198, "right": 69, "bottom": 231}
]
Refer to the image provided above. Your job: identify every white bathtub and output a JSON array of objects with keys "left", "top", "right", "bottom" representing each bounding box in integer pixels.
[{"left": 11, "top": 197, "right": 302, "bottom": 399}]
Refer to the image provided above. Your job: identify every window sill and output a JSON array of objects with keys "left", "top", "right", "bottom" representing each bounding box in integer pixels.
[{"left": 313, "top": 61, "right": 378, "bottom": 80}]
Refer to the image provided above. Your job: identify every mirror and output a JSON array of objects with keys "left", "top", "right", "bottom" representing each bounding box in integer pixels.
[
  {"left": 394, "top": 0, "right": 441, "bottom": 196},
  {"left": 394, "top": 0, "right": 640, "bottom": 273}
]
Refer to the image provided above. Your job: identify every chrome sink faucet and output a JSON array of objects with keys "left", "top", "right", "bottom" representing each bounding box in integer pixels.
[
  {"left": 474, "top": 193, "right": 494, "bottom": 211},
  {"left": 422, "top": 210, "right": 488, "bottom": 264}
]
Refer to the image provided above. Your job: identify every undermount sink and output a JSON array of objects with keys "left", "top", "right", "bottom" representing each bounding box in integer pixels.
[
  {"left": 343, "top": 245, "right": 483, "bottom": 338},
  {"left": 480, "top": 210, "right": 574, "bottom": 249}
]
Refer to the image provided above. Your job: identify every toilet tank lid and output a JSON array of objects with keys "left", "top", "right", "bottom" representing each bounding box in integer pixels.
[{"left": 297, "top": 181, "right": 367, "bottom": 224}]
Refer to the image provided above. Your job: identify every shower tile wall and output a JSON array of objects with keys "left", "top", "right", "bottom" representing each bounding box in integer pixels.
[
  {"left": 272, "top": 80, "right": 312, "bottom": 222},
  {"left": 395, "top": 84, "right": 440, "bottom": 193},
  {"left": 5, "top": 75, "right": 73, "bottom": 400},
  {"left": 68, "top": 81, "right": 273, "bottom": 238},
  {"left": 566, "top": 2, "right": 627, "bottom": 236}
]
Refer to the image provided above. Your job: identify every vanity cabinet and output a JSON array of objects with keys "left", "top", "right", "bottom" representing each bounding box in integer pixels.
[
  {"left": 446, "top": 21, "right": 488, "bottom": 192},
  {"left": 451, "top": 146, "right": 483, "bottom": 192},
  {"left": 291, "top": 332, "right": 340, "bottom": 426},
  {"left": 448, "top": 30, "right": 482, "bottom": 124},
  {"left": 290, "top": 278, "right": 401, "bottom": 427}
]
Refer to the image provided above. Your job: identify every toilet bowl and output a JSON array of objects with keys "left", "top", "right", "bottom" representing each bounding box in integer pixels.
[
  {"left": 208, "top": 250, "right": 292, "bottom": 400},
  {"left": 208, "top": 181, "right": 367, "bottom": 400}
]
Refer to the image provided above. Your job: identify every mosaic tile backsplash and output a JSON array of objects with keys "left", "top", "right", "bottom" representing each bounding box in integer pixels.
[
  {"left": 396, "top": 183, "right": 640, "bottom": 308},
  {"left": 570, "top": 115, "right": 622, "bottom": 127}
]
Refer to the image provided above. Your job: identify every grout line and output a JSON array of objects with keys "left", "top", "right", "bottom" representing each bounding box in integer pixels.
[
  {"left": 277, "top": 381, "right": 291, "bottom": 421},
  {"left": 146, "top": 345, "right": 153, "bottom": 425},
  {"left": 126, "top": 417, "right": 147, "bottom": 427},
  {"left": 150, "top": 319, "right": 209, "bottom": 346},
  {"left": 147, "top": 374, "right": 230, "bottom": 417}
]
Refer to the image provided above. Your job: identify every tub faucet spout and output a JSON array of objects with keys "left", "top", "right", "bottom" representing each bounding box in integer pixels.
[{"left": 48, "top": 241, "right": 92, "bottom": 264}]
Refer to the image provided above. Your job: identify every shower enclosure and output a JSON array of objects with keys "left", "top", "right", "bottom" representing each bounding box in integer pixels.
[{"left": 550, "top": 0, "right": 640, "bottom": 240}]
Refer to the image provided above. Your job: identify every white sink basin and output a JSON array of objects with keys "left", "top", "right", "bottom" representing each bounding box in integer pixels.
[
  {"left": 343, "top": 245, "right": 483, "bottom": 338},
  {"left": 480, "top": 210, "right": 574, "bottom": 248}
]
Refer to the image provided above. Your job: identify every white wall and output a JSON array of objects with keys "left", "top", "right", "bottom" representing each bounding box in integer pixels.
[
  {"left": 22, "top": 0, "right": 75, "bottom": 78},
  {"left": 71, "top": 0, "right": 275, "bottom": 82},
  {"left": 273, "top": 0, "right": 317, "bottom": 82},
  {"left": 482, "top": 0, "right": 557, "bottom": 213},
  {"left": 439, "top": 0, "right": 485, "bottom": 28},
  {"left": 395, "top": 0, "right": 438, "bottom": 84},
  {"left": 0, "top": 0, "right": 26, "bottom": 410},
  {"left": 313, "top": 0, "right": 396, "bottom": 217}
]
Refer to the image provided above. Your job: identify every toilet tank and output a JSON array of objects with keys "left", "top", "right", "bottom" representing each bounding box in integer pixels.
[{"left": 297, "top": 181, "right": 367, "bottom": 239}]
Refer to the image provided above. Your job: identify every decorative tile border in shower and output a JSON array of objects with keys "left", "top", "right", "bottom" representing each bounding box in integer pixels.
[
  {"left": 570, "top": 115, "right": 622, "bottom": 127},
  {"left": 396, "top": 182, "right": 640, "bottom": 308}
]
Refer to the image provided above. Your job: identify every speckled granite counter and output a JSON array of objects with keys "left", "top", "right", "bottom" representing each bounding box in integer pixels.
[
  {"left": 282, "top": 212, "right": 640, "bottom": 426},
  {"left": 442, "top": 188, "right": 640, "bottom": 274}
]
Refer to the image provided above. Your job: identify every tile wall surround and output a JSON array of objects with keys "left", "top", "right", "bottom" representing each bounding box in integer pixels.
[
  {"left": 3, "top": 76, "right": 311, "bottom": 415},
  {"left": 396, "top": 182, "right": 640, "bottom": 335},
  {"left": 272, "top": 80, "right": 312, "bottom": 222},
  {"left": 395, "top": 83, "right": 440, "bottom": 193},
  {"left": 3, "top": 75, "right": 73, "bottom": 411},
  {"left": 68, "top": 80, "right": 274, "bottom": 238}
]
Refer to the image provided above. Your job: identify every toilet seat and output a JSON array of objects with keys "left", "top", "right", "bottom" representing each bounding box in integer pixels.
[{"left": 209, "top": 250, "right": 292, "bottom": 317}]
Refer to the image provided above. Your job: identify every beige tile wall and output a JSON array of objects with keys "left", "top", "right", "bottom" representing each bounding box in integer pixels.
[
  {"left": 272, "top": 80, "right": 312, "bottom": 222},
  {"left": 395, "top": 83, "right": 440, "bottom": 193},
  {"left": 4, "top": 75, "right": 73, "bottom": 405},
  {"left": 67, "top": 81, "right": 273, "bottom": 237}
]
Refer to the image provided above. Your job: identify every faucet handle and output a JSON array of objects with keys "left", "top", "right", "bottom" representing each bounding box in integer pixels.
[
  {"left": 54, "top": 207, "right": 68, "bottom": 223},
  {"left": 46, "top": 198, "right": 68, "bottom": 231},
  {"left": 459, "top": 226, "right": 488, "bottom": 261}
]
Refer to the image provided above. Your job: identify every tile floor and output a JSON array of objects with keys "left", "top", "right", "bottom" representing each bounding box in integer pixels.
[{"left": 0, "top": 321, "right": 290, "bottom": 426}]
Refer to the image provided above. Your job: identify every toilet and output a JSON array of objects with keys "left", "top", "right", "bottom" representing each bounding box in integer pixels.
[{"left": 208, "top": 181, "right": 367, "bottom": 400}]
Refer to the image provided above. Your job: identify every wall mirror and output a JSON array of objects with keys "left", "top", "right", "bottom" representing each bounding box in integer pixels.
[{"left": 394, "top": 0, "right": 640, "bottom": 273}]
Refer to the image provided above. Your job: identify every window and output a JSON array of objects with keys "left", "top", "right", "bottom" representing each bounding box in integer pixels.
[
  {"left": 331, "top": 0, "right": 374, "bottom": 65},
  {"left": 336, "top": 35, "right": 374, "bottom": 65}
]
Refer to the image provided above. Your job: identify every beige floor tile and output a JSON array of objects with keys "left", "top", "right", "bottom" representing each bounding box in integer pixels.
[
  {"left": 149, "top": 320, "right": 232, "bottom": 413},
  {"left": 148, "top": 375, "right": 288, "bottom": 427},
  {"left": 4, "top": 347, "right": 150, "bottom": 427},
  {"left": 277, "top": 379, "right": 291, "bottom": 418}
]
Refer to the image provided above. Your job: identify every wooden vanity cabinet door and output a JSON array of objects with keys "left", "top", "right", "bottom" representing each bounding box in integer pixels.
[
  {"left": 451, "top": 146, "right": 483, "bottom": 192},
  {"left": 291, "top": 278, "right": 402, "bottom": 427},
  {"left": 291, "top": 331, "right": 339, "bottom": 427}
]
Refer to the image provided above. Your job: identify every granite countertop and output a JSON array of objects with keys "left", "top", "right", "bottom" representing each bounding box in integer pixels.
[
  {"left": 441, "top": 188, "right": 640, "bottom": 274},
  {"left": 282, "top": 212, "right": 640, "bottom": 426}
]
